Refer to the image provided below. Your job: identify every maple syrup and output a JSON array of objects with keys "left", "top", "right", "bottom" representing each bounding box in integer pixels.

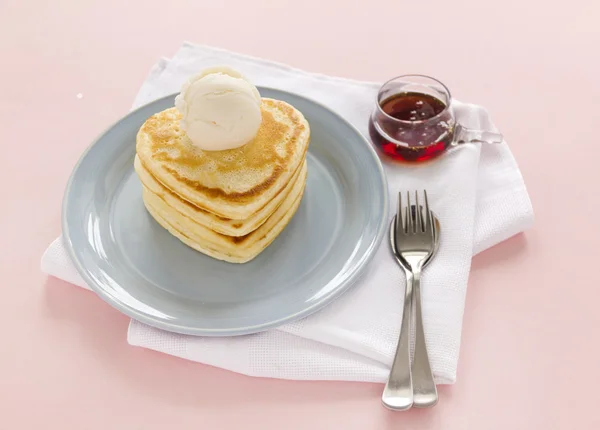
[{"left": 369, "top": 92, "right": 453, "bottom": 162}]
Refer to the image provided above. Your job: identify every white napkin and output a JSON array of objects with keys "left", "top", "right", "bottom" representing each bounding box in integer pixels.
[{"left": 41, "top": 43, "right": 533, "bottom": 384}]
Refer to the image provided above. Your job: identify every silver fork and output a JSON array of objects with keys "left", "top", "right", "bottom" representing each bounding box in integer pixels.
[{"left": 382, "top": 191, "right": 438, "bottom": 410}]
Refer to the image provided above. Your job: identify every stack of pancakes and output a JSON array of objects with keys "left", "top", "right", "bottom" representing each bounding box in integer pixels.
[{"left": 134, "top": 98, "right": 310, "bottom": 263}]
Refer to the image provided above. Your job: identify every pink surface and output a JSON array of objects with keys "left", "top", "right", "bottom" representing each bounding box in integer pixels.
[{"left": 1, "top": 0, "right": 599, "bottom": 428}]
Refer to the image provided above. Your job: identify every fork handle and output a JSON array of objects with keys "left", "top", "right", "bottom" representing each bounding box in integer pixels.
[
  {"left": 381, "top": 271, "right": 413, "bottom": 411},
  {"left": 412, "top": 268, "right": 438, "bottom": 407}
]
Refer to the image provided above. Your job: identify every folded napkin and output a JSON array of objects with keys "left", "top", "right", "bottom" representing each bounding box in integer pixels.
[{"left": 41, "top": 43, "right": 534, "bottom": 384}]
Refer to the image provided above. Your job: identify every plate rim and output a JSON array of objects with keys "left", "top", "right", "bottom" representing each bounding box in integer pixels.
[{"left": 62, "top": 88, "right": 389, "bottom": 336}]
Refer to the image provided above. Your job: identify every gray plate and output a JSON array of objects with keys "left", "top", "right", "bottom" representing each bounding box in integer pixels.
[{"left": 63, "top": 88, "right": 388, "bottom": 336}]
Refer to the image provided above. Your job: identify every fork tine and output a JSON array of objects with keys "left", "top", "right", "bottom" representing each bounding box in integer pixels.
[
  {"left": 424, "top": 190, "right": 433, "bottom": 235},
  {"left": 406, "top": 192, "right": 412, "bottom": 233},
  {"left": 397, "top": 192, "right": 403, "bottom": 232},
  {"left": 415, "top": 191, "right": 423, "bottom": 232},
  {"left": 394, "top": 193, "right": 402, "bottom": 246}
]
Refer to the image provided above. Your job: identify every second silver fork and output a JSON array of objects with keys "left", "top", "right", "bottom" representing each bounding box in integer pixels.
[{"left": 382, "top": 190, "right": 439, "bottom": 411}]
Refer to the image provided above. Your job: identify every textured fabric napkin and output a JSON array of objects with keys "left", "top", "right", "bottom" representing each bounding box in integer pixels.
[{"left": 41, "top": 43, "right": 533, "bottom": 384}]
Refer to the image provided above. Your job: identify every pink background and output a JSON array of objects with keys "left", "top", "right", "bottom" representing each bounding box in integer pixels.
[{"left": 2, "top": 0, "right": 600, "bottom": 428}]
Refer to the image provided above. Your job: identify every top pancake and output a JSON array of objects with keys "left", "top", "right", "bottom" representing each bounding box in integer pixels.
[{"left": 136, "top": 98, "right": 310, "bottom": 220}]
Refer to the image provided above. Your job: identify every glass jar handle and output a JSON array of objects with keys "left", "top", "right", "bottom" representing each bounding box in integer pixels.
[{"left": 453, "top": 123, "right": 504, "bottom": 145}]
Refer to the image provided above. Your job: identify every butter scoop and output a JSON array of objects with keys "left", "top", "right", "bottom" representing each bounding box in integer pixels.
[{"left": 175, "top": 67, "right": 262, "bottom": 151}]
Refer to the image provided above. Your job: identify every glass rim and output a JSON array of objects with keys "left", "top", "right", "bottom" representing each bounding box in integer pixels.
[{"left": 375, "top": 74, "right": 453, "bottom": 125}]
